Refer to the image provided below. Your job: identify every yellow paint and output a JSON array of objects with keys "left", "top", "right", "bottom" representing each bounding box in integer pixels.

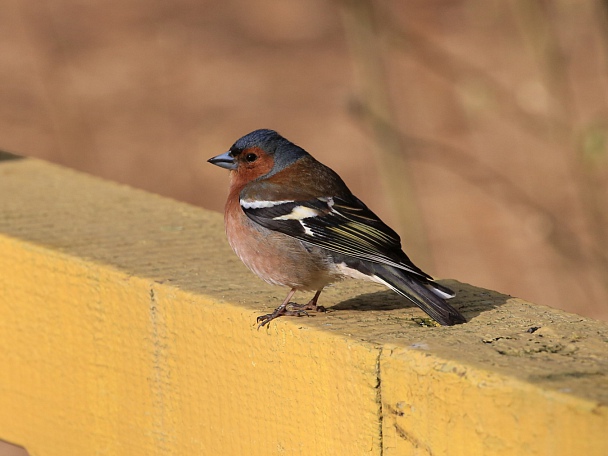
[
  {"left": 0, "top": 237, "right": 381, "bottom": 455},
  {"left": 381, "top": 347, "right": 608, "bottom": 456},
  {"left": 0, "top": 158, "right": 607, "bottom": 455}
]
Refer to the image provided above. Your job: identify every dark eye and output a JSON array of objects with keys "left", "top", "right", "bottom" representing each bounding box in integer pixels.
[{"left": 245, "top": 153, "right": 258, "bottom": 162}]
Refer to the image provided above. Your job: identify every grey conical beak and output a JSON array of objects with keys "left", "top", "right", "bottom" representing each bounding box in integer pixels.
[{"left": 208, "top": 151, "right": 237, "bottom": 170}]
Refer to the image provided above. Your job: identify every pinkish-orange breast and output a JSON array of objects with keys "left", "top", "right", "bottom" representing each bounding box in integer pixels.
[{"left": 223, "top": 193, "right": 338, "bottom": 291}]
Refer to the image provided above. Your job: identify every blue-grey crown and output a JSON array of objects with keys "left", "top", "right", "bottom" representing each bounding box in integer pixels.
[{"left": 232, "top": 129, "right": 309, "bottom": 172}]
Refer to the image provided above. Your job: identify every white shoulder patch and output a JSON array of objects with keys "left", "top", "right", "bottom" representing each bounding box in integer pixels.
[
  {"left": 271, "top": 204, "right": 320, "bottom": 237},
  {"left": 240, "top": 199, "right": 293, "bottom": 209},
  {"left": 272, "top": 205, "right": 320, "bottom": 221}
]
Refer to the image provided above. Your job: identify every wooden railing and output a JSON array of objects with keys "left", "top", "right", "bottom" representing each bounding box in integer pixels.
[{"left": 0, "top": 157, "right": 607, "bottom": 455}]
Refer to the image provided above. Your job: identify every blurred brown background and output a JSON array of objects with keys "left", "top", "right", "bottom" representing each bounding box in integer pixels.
[{"left": 1, "top": 0, "right": 607, "bottom": 321}]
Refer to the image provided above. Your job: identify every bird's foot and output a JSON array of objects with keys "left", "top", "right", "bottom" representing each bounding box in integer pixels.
[
  {"left": 286, "top": 301, "right": 326, "bottom": 313},
  {"left": 256, "top": 303, "right": 310, "bottom": 329}
]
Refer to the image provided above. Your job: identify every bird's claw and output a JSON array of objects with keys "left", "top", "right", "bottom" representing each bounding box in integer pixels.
[
  {"left": 286, "top": 302, "right": 326, "bottom": 313},
  {"left": 256, "top": 304, "right": 311, "bottom": 329}
]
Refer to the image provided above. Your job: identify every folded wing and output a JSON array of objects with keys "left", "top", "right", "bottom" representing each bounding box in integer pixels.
[{"left": 241, "top": 195, "right": 433, "bottom": 282}]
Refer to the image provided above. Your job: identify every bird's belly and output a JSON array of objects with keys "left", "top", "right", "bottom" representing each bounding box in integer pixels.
[{"left": 226, "top": 213, "right": 336, "bottom": 290}]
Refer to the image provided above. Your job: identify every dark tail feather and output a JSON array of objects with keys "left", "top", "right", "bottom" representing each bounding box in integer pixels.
[{"left": 371, "top": 264, "right": 466, "bottom": 326}]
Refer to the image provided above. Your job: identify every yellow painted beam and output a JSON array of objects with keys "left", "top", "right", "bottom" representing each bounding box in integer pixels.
[{"left": 0, "top": 158, "right": 607, "bottom": 455}]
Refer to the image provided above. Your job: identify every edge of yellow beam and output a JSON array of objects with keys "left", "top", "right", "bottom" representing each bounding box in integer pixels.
[{"left": 0, "top": 158, "right": 607, "bottom": 456}]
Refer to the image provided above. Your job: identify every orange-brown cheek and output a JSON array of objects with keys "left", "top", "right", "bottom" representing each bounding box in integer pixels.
[
  {"left": 228, "top": 149, "right": 274, "bottom": 195},
  {"left": 237, "top": 152, "right": 274, "bottom": 181}
]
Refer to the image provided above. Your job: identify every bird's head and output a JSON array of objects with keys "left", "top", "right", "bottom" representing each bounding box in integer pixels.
[{"left": 208, "top": 129, "right": 308, "bottom": 182}]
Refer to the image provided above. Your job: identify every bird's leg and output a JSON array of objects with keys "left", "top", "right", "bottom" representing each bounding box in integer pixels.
[
  {"left": 286, "top": 289, "right": 326, "bottom": 313},
  {"left": 257, "top": 288, "right": 310, "bottom": 328}
]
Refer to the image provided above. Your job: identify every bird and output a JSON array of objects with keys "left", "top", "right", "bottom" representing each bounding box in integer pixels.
[{"left": 208, "top": 129, "right": 466, "bottom": 327}]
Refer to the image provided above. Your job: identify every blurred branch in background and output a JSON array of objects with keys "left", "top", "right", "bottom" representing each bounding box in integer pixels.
[
  {"left": 584, "top": 0, "right": 608, "bottom": 294},
  {"left": 381, "top": 7, "right": 572, "bottom": 146},
  {"left": 348, "top": 98, "right": 597, "bottom": 263},
  {"left": 512, "top": 0, "right": 608, "bottom": 302},
  {"left": 337, "top": 0, "right": 432, "bottom": 268}
]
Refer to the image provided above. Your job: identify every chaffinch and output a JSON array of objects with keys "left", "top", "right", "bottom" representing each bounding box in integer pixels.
[{"left": 208, "top": 129, "right": 466, "bottom": 327}]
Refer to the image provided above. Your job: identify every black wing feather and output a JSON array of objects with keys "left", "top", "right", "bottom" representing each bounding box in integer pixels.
[{"left": 242, "top": 196, "right": 432, "bottom": 280}]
